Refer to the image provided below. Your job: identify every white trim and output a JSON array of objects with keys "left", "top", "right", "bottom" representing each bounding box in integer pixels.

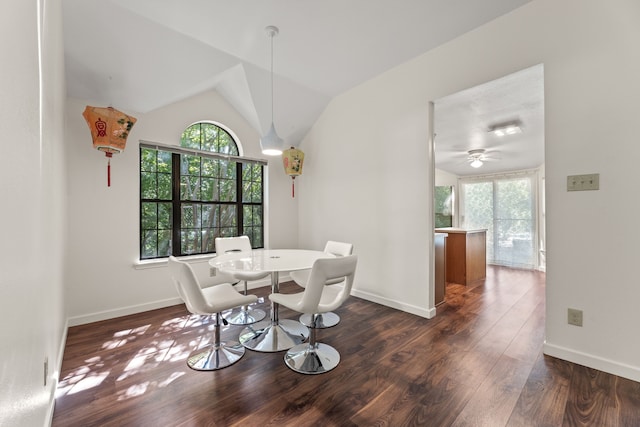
[
  {"left": 67, "top": 297, "right": 184, "bottom": 326},
  {"left": 133, "top": 254, "right": 215, "bottom": 270},
  {"left": 139, "top": 139, "right": 267, "bottom": 166},
  {"left": 66, "top": 276, "right": 281, "bottom": 326},
  {"left": 46, "top": 318, "right": 69, "bottom": 426},
  {"left": 351, "top": 288, "right": 436, "bottom": 319},
  {"left": 543, "top": 341, "right": 640, "bottom": 383}
]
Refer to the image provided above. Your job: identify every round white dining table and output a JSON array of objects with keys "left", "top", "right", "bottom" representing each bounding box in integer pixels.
[{"left": 209, "top": 249, "right": 335, "bottom": 352}]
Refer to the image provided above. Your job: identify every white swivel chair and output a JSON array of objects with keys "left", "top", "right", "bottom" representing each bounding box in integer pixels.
[
  {"left": 214, "top": 236, "right": 269, "bottom": 325},
  {"left": 168, "top": 256, "right": 257, "bottom": 371},
  {"left": 289, "top": 241, "right": 353, "bottom": 328},
  {"left": 270, "top": 255, "right": 357, "bottom": 374}
]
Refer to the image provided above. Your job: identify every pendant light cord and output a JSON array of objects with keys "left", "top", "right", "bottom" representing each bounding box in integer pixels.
[{"left": 270, "top": 31, "right": 274, "bottom": 124}]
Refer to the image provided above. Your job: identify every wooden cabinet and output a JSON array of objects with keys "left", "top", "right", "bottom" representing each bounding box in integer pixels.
[
  {"left": 434, "top": 233, "right": 447, "bottom": 305},
  {"left": 435, "top": 228, "right": 486, "bottom": 286}
]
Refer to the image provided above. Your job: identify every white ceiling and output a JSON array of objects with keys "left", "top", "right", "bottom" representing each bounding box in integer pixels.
[
  {"left": 434, "top": 64, "right": 545, "bottom": 176},
  {"left": 63, "top": 0, "right": 533, "bottom": 151}
]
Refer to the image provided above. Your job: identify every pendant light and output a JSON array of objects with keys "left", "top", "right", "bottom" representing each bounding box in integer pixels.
[{"left": 260, "top": 26, "right": 284, "bottom": 156}]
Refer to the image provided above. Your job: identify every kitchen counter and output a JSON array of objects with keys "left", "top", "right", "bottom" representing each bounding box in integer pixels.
[{"left": 435, "top": 228, "right": 487, "bottom": 285}]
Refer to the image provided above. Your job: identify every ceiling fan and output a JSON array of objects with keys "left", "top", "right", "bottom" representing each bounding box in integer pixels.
[{"left": 466, "top": 149, "right": 500, "bottom": 168}]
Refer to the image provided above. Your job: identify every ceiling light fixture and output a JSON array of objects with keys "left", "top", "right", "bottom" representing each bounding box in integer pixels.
[
  {"left": 468, "top": 149, "right": 485, "bottom": 168},
  {"left": 470, "top": 158, "right": 483, "bottom": 168},
  {"left": 259, "top": 26, "right": 284, "bottom": 156},
  {"left": 489, "top": 121, "right": 522, "bottom": 137}
]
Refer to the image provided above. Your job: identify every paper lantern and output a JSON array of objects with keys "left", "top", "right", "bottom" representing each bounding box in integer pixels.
[
  {"left": 282, "top": 146, "right": 304, "bottom": 197},
  {"left": 82, "top": 106, "right": 137, "bottom": 187}
]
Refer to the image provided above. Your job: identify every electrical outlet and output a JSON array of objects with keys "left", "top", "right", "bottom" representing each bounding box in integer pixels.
[
  {"left": 209, "top": 267, "right": 217, "bottom": 277},
  {"left": 567, "top": 174, "right": 599, "bottom": 191},
  {"left": 568, "top": 308, "right": 583, "bottom": 327},
  {"left": 44, "top": 356, "right": 48, "bottom": 386}
]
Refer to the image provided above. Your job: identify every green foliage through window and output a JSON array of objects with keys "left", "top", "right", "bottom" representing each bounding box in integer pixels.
[
  {"left": 434, "top": 186, "right": 453, "bottom": 228},
  {"left": 140, "top": 122, "right": 264, "bottom": 259}
]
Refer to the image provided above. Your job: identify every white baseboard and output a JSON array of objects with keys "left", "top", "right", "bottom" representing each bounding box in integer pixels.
[
  {"left": 46, "top": 318, "right": 69, "bottom": 426},
  {"left": 67, "top": 297, "right": 185, "bottom": 326},
  {"left": 543, "top": 341, "right": 640, "bottom": 382},
  {"left": 67, "top": 277, "right": 278, "bottom": 327},
  {"left": 350, "top": 288, "right": 436, "bottom": 319}
]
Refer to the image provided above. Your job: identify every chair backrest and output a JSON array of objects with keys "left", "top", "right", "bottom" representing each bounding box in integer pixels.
[
  {"left": 299, "top": 255, "right": 357, "bottom": 314},
  {"left": 168, "top": 256, "right": 211, "bottom": 315},
  {"left": 324, "top": 241, "right": 353, "bottom": 257},
  {"left": 323, "top": 241, "right": 353, "bottom": 285},
  {"left": 215, "top": 235, "right": 252, "bottom": 255}
]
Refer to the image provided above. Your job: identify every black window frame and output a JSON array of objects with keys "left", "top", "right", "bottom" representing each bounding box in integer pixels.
[{"left": 139, "top": 123, "right": 265, "bottom": 260}]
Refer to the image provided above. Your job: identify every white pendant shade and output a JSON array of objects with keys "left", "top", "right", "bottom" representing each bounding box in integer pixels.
[
  {"left": 260, "top": 25, "right": 284, "bottom": 156},
  {"left": 260, "top": 123, "right": 284, "bottom": 156}
]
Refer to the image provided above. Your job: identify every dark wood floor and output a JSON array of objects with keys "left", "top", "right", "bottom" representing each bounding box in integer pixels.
[{"left": 53, "top": 266, "right": 640, "bottom": 426}]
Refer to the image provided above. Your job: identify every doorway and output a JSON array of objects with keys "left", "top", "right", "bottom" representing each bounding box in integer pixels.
[{"left": 432, "top": 64, "right": 545, "bottom": 303}]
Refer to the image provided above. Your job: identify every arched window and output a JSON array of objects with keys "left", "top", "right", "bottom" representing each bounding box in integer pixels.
[
  {"left": 180, "top": 122, "right": 239, "bottom": 155},
  {"left": 140, "top": 122, "right": 264, "bottom": 259}
]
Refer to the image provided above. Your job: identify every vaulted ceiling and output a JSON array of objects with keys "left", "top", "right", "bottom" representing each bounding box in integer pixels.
[{"left": 63, "top": 0, "right": 533, "bottom": 152}]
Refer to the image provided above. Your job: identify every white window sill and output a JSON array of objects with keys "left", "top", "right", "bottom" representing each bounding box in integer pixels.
[{"left": 132, "top": 254, "right": 216, "bottom": 270}]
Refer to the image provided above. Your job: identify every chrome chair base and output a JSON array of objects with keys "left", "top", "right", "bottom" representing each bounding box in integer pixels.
[
  {"left": 284, "top": 342, "right": 340, "bottom": 374},
  {"left": 224, "top": 306, "right": 266, "bottom": 325},
  {"left": 186, "top": 341, "right": 245, "bottom": 371},
  {"left": 299, "top": 311, "right": 340, "bottom": 328},
  {"left": 239, "top": 319, "right": 309, "bottom": 352}
]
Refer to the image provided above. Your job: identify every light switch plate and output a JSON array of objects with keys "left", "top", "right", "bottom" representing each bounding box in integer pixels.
[{"left": 567, "top": 173, "right": 599, "bottom": 191}]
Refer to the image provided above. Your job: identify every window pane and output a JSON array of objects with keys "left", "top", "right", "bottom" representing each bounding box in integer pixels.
[
  {"left": 495, "top": 178, "right": 534, "bottom": 268},
  {"left": 201, "top": 123, "right": 217, "bottom": 152},
  {"left": 201, "top": 158, "right": 216, "bottom": 177},
  {"left": 243, "top": 205, "right": 253, "bottom": 227},
  {"left": 201, "top": 205, "right": 216, "bottom": 228},
  {"left": 247, "top": 227, "right": 262, "bottom": 247},
  {"left": 158, "top": 202, "right": 172, "bottom": 229},
  {"left": 157, "top": 151, "right": 172, "bottom": 173},
  {"left": 219, "top": 178, "right": 236, "bottom": 202},
  {"left": 435, "top": 186, "right": 453, "bottom": 228},
  {"left": 218, "top": 132, "right": 238, "bottom": 155},
  {"left": 141, "top": 148, "right": 157, "bottom": 172},
  {"left": 158, "top": 229, "right": 172, "bottom": 256},
  {"left": 181, "top": 230, "right": 200, "bottom": 254},
  {"left": 212, "top": 159, "right": 222, "bottom": 177},
  {"left": 141, "top": 230, "right": 158, "bottom": 258},
  {"left": 461, "top": 175, "right": 536, "bottom": 269},
  {"left": 220, "top": 161, "right": 236, "bottom": 179},
  {"left": 181, "top": 155, "right": 201, "bottom": 176},
  {"left": 181, "top": 203, "right": 202, "bottom": 228},
  {"left": 141, "top": 203, "right": 158, "bottom": 230},
  {"left": 181, "top": 124, "right": 201, "bottom": 149},
  {"left": 141, "top": 172, "right": 157, "bottom": 199},
  {"left": 181, "top": 176, "right": 200, "bottom": 200},
  {"left": 201, "top": 178, "right": 215, "bottom": 201},
  {"left": 158, "top": 173, "right": 172, "bottom": 200},
  {"left": 202, "top": 228, "right": 216, "bottom": 252},
  {"left": 220, "top": 205, "right": 237, "bottom": 227},
  {"left": 250, "top": 183, "right": 262, "bottom": 203},
  {"left": 253, "top": 205, "right": 262, "bottom": 226}
]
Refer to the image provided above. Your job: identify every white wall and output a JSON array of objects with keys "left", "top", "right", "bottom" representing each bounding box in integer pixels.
[
  {"left": 64, "top": 90, "right": 296, "bottom": 325},
  {"left": 298, "top": 0, "right": 640, "bottom": 381},
  {"left": 0, "top": 0, "right": 67, "bottom": 425},
  {"left": 435, "top": 168, "right": 457, "bottom": 188}
]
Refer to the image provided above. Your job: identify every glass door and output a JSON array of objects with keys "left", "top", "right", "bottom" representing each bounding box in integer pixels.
[{"left": 460, "top": 172, "right": 537, "bottom": 269}]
